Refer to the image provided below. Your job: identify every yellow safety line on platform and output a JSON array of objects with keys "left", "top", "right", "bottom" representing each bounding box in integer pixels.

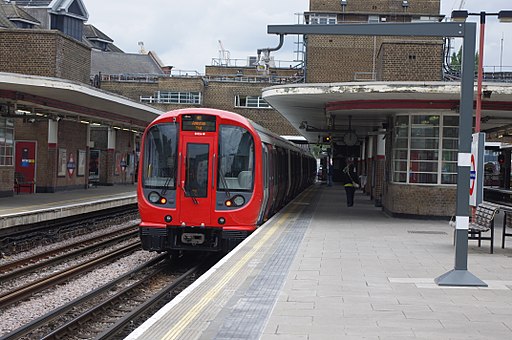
[{"left": 160, "top": 190, "right": 313, "bottom": 340}]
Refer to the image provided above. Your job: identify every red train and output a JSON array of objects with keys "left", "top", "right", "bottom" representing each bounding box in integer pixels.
[{"left": 138, "top": 108, "right": 316, "bottom": 253}]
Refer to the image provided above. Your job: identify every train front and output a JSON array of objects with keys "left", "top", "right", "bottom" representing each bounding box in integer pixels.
[{"left": 138, "top": 109, "right": 262, "bottom": 253}]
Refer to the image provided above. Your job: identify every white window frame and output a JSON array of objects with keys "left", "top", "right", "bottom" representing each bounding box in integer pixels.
[
  {"left": 0, "top": 118, "right": 14, "bottom": 166},
  {"left": 235, "top": 95, "right": 271, "bottom": 109},
  {"left": 140, "top": 91, "right": 202, "bottom": 105},
  {"left": 392, "top": 113, "right": 459, "bottom": 185},
  {"left": 307, "top": 13, "right": 337, "bottom": 25}
]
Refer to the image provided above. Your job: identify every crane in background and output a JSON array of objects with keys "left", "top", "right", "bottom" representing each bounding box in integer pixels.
[{"left": 218, "top": 40, "right": 231, "bottom": 66}]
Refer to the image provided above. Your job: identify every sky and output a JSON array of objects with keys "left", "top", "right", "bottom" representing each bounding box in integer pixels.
[{"left": 83, "top": 0, "right": 512, "bottom": 74}]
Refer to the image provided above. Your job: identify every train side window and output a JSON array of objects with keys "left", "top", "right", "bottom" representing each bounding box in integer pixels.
[{"left": 218, "top": 125, "right": 254, "bottom": 191}]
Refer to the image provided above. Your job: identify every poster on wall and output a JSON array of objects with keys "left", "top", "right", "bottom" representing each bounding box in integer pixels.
[
  {"left": 58, "top": 148, "right": 67, "bottom": 177},
  {"left": 77, "top": 149, "right": 86, "bottom": 176},
  {"left": 89, "top": 149, "right": 100, "bottom": 183},
  {"left": 115, "top": 152, "right": 121, "bottom": 176}
]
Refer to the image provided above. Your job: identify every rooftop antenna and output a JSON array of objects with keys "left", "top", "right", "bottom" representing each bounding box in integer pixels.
[{"left": 138, "top": 41, "right": 146, "bottom": 54}]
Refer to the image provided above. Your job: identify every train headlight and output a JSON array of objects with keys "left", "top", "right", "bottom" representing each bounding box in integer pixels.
[
  {"left": 225, "top": 200, "right": 233, "bottom": 207},
  {"left": 232, "top": 195, "right": 245, "bottom": 207},
  {"left": 148, "top": 191, "right": 160, "bottom": 203},
  {"left": 164, "top": 215, "right": 172, "bottom": 223},
  {"left": 218, "top": 217, "right": 226, "bottom": 224}
]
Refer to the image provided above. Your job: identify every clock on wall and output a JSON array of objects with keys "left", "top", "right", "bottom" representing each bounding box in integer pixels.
[{"left": 343, "top": 132, "right": 358, "bottom": 146}]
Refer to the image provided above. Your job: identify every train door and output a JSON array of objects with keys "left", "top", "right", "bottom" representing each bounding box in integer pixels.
[
  {"left": 15, "top": 141, "right": 36, "bottom": 193},
  {"left": 178, "top": 135, "right": 215, "bottom": 226}
]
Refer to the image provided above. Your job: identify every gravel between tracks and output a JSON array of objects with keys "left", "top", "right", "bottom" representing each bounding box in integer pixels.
[
  {"left": 0, "top": 218, "right": 154, "bottom": 336},
  {"left": 0, "top": 249, "right": 160, "bottom": 335}
]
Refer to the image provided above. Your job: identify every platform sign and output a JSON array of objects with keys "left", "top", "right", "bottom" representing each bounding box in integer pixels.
[{"left": 469, "top": 133, "right": 485, "bottom": 207}]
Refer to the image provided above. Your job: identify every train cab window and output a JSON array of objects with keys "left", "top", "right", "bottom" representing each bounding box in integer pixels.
[
  {"left": 218, "top": 125, "right": 254, "bottom": 191},
  {"left": 142, "top": 124, "right": 178, "bottom": 189}
]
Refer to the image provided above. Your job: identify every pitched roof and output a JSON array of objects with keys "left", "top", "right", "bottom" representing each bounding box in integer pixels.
[
  {"left": 0, "top": 3, "right": 40, "bottom": 25},
  {"left": 91, "top": 51, "right": 166, "bottom": 76},
  {"left": 12, "top": 0, "right": 88, "bottom": 20},
  {"left": 7, "top": 1, "right": 52, "bottom": 6},
  {"left": 83, "top": 24, "right": 123, "bottom": 52}
]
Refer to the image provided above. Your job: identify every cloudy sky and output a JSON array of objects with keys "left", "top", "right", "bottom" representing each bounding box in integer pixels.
[{"left": 84, "top": 0, "right": 511, "bottom": 73}]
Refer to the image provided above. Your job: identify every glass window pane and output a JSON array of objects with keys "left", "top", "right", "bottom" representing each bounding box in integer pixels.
[
  {"left": 218, "top": 125, "right": 255, "bottom": 191},
  {"left": 142, "top": 124, "right": 178, "bottom": 188},
  {"left": 443, "top": 127, "right": 458, "bottom": 138},
  {"left": 393, "top": 150, "right": 408, "bottom": 159},
  {"left": 443, "top": 115, "right": 459, "bottom": 126},
  {"left": 185, "top": 143, "right": 209, "bottom": 198},
  {"left": 410, "top": 173, "right": 437, "bottom": 184},
  {"left": 394, "top": 160, "right": 408, "bottom": 171},
  {"left": 410, "top": 139, "right": 438, "bottom": 149},
  {"left": 411, "top": 115, "right": 440, "bottom": 126},
  {"left": 393, "top": 172, "right": 407, "bottom": 182},
  {"left": 410, "top": 161, "right": 438, "bottom": 172},
  {"left": 410, "top": 150, "right": 438, "bottom": 160},
  {"left": 442, "top": 150, "right": 457, "bottom": 161},
  {"left": 442, "top": 162, "right": 457, "bottom": 173},
  {"left": 442, "top": 174, "right": 457, "bottom": 184},
  {"left": 395, "top": 139, "right": 408, "bottom": 148},
  {"left": 411, "top": 126, "right": 439, "bottom": 137},
  {"left": 443, "top": 138, "right": 458, "bottom": 149}
]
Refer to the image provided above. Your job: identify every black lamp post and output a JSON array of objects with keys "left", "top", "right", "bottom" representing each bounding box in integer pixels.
[{"left": 451, "top": 10, "right": 512, "bottom": 132}]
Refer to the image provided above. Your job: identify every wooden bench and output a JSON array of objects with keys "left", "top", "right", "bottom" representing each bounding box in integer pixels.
[
  {"left": 14, "top": 172, "right": 34, "bottom": 194},
  {"left": 450, "top": 202, "right": 499, "bottom": 254}
]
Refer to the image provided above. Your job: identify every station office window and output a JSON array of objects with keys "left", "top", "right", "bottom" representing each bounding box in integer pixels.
[
  {"left": 0, "top": 118, "right": 14, "bottom": 166},
  {"left": 235, "top": 95, "right": 271, "bottom": 109},
  {"left": 140, "top": 91, "right": 202, "bottom": 105},
  {"left": 392, "top": 114, "right": 459, "bottom": 185},
  {"left": 306, "top": 13, "right": 337, "bottom": 25}
]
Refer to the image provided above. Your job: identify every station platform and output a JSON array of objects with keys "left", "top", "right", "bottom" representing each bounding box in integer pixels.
[
  {"left": 0, "top": 184, "right": 136, "bottom": 229},
  {"left": 127, "top": 183, "right": 512, "bottom": 340}
]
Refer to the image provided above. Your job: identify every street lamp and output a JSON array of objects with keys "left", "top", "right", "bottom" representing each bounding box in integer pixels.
[{"left": 451, "top": 10, "right": 512, "bottom": 132}]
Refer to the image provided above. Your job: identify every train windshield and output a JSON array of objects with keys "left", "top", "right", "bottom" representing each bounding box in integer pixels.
[
  {"left": 218, "top": 125, "right": 254, "bottom": 191},
  {"left": 142, "top": 123, "right": 178, "bottom": 189}
]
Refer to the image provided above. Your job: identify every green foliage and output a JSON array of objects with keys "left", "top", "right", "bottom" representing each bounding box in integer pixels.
[{"left": 450, "top": 46, "right": 479, "bottom": 71}]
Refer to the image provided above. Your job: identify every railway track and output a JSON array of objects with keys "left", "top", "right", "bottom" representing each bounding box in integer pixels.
[
  {"left": 0, "top": 241, "right": 142, "bottom": 309},
  {"left": 0, "top": 225, "right": 138, "bottom": 280},
  {"left": 1, "top": 254, "right": 215, "bottom": 340},
  {"left": 0, "top": 205, "right": 138, "bottom": 256}
]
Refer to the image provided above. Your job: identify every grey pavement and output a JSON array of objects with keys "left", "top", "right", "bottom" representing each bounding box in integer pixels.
[{"left": 261, "top": 183, "right": 512, "bottom": 340}]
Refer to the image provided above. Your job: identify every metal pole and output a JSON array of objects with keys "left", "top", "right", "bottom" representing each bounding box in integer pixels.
[
  {"left": 435, "top": 22, "right": 487, "bottom": 286},
  {"left": 475, "top": 12, "right": 486, "bottom": 132}
]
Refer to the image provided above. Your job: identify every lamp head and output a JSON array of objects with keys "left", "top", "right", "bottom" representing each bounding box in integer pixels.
[
  {"left": 451, "top": 10, "right": 469, "bottom": 22},
  {"left": 498, "top": 10, "right": 512, "bottom": 23}
]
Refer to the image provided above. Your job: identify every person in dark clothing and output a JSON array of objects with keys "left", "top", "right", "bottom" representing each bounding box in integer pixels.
[{"left": 342, "top": 159, "right": 359, "bottom": 207}]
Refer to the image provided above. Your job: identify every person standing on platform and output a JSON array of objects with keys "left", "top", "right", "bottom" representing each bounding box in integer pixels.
[{"left": 342, "top": 158, "right": 359, "bottom": 207}]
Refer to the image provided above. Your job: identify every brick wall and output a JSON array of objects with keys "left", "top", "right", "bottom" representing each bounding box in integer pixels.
[
  {"left": 0, "top": 168, "right": 14, "bottom": 197},
  {"left": 309, "top": 0, "right": 440, "bottom": 13},
  {"left": 383, "top": 183, "right": 456, "bottom": 217},
  {"left": 55, "top": 120, "right": 88, "bottom": 191},
  {"left": 306, "top": 35, "right": 378, "bottom": 82},
  {"left": 100, "top": 77, "right": 300, "bottom": 136},
  {"left": 0, "top": 30, "right": 90, "bottom": 84},
  {"left": 377, "top": 41, "right": 443, "bottom": 81}
]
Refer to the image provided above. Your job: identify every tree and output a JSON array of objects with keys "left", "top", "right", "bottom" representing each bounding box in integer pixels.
[{"left": 450, "top": 46, "right": 479, "bottom": 72}]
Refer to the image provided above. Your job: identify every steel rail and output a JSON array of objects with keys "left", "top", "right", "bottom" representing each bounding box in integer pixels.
[
  {"left": 0, "top": 241, "right": 141, "bottom": 309},
  {"left": 0, "top": 254, "right": 168, "bottom": 340},
  {"left": 0, "top": 226, "right": 138, "bottom": 280}
]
